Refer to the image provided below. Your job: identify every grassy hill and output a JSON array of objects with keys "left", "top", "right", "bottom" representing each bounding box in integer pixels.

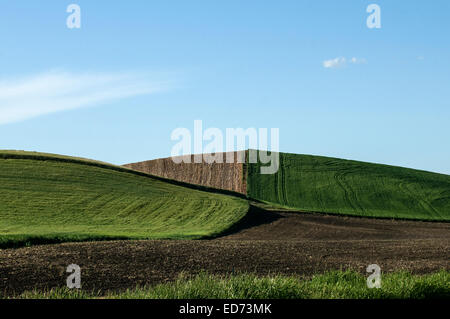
[
  {"left": 247, "top": 152, "right": 450, "bottom": 221},
  {"left": 0, "top": 151, "right": 249, "bottom": 248}
]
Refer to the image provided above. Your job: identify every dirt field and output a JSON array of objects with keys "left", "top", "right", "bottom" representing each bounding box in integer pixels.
[
  {"left": 0, "top": 207, "right": 448, "bottom": 296},
  {"left": 124, "top": 151, "right": 247, "bottom": 194}
]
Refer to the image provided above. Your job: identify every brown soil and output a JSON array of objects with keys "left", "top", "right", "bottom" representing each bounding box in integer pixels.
[
  {"left": 0, "top": 208, "right": 449, "bottom": 296},
  {"left": 124, "top": 151, "right": 247, "bottom": 194}
]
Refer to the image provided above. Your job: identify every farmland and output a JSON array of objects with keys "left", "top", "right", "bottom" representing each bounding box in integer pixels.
[
  {"left": 1, "top": 209, "right": 449, "bottom": 296},
  {"left": 247, "top": 152, "right": 450, "bottom": 221},
  {"left": 0, "top": 150, "right": 448, "bottom": 299},
  {"left": 125, "top": 151, "right": 247, "bottom": 194},
  {"left": 0, "top": 151, "right": 249, "bottom": 248},
  {"left": 125, "top": 151, "right": 450, "bottom": 221}
]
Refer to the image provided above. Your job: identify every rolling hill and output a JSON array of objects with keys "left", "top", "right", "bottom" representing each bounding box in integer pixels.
[
  {"left": 126, "top": 151, "right": 450, "bottom": 221},
  {"left": 247, "top": 152, "right": 450, "bottom": 221},
  {"left": 1, "top": 149, "right": 449, "bottom": 249},
  {"left": 0, "top": 151, "right": 249, "bottom": 248}
]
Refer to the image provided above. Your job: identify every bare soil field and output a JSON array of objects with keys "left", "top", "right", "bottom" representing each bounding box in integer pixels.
[
  {"left": 124, "top": 151, "right": 247, "bottom": 194},
  {"left": 0, "top": 207, "right": 448, "bottom": 296}
]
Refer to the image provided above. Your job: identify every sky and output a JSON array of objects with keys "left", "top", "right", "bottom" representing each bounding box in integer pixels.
[{"left": 0, "top": 0, "right": 449, "bottom": 174}]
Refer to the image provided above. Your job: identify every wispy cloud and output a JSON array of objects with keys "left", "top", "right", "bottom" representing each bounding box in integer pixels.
[
  {"left": 0, "top": 70, "right": 170, "bottom": 125},
  {"left": 350, "top": 57, "right": 367, "bottom": 65},
  {"left": 323, "top": 57, "right": 367, "bottom": 69}
]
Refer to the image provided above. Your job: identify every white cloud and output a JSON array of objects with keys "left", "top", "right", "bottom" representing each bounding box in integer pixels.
[
  {"left": 323, "top": 57, "right": 367, "bottom": 68},
  {"left": 323, "top": 57, "right": 346, "bottom": 69},
  {"left": 0, "top": 70, "right": 170, "bottom": 125}
]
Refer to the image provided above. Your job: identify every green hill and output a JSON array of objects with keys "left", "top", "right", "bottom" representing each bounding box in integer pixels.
[
  {"left": 0, "top": 151, "right": 249, "bottom": 248},
  {"left": 247, "top": 152, "right": 450, "bottom": 221}
]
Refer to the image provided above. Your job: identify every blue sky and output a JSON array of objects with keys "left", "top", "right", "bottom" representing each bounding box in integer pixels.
[{"left": 0, "top": 0, "right": 449, "bottom": 174}]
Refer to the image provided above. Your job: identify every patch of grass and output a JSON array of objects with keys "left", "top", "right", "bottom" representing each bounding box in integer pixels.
[
  {"left": 0, "top": 151, "right": 249, "bottom": 248},
  {"left": 247, "top": 151, "right": 450, "bottom": 221},
  {"left": 12, "top": 270, "right": 450, "bottom": 299}
]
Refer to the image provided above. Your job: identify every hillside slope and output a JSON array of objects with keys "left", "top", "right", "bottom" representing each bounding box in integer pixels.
[
  {"left": 247, "top": 152, "right": 450, "bottom": 221},
  {"left": 0, "top": 151, "right": 249, "bottom": 248},
  {"left": 124, "top": 151, "right": 247, "bottom": 194}
]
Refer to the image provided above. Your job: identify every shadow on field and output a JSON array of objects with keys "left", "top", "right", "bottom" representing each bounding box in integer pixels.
[{"left": 214, "top": 205, "right": 284, "bottom": 238}]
